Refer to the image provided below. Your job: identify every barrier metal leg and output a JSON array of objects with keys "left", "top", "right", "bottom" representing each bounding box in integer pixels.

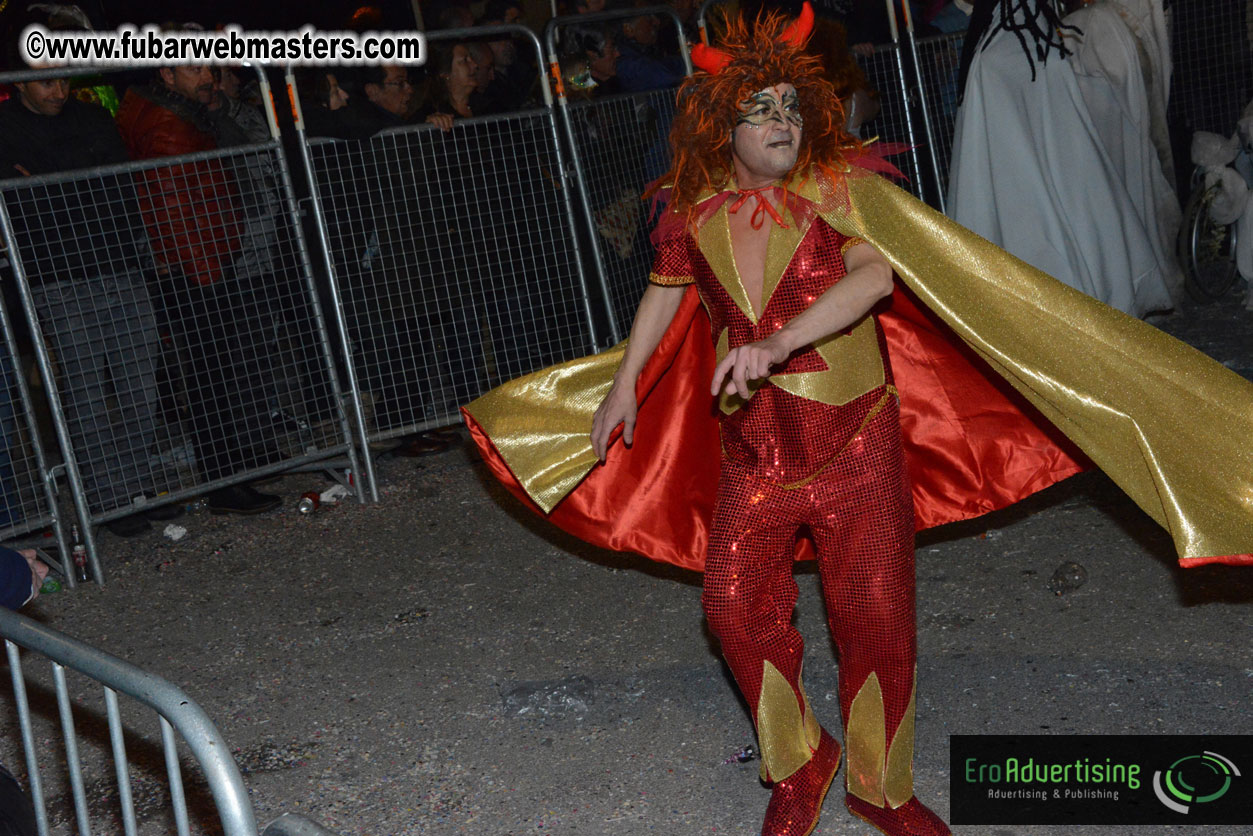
[
  {"left": 104, "top": 687, "right": 139, "bottom": 836},
  {"left": 53, "top": 663, "right": 92, "bottom": 836},
  {"left": 7, "top": 641, "right": 49, "bottom": 836},
  {"left": 161, "top": 716, "right": 191, "bottom": 836}
]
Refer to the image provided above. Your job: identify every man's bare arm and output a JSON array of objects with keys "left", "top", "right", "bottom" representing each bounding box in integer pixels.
[
  {"left": 591, "top": 282, "right": 688, "bottom": 461},
  {"left": 711, "top": 242, "right": 893, "bottom": 398}
]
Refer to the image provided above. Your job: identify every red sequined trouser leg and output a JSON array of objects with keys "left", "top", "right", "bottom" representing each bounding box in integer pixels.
[{"left": 703, "top": 399, "right": 949, "bottom": 836}]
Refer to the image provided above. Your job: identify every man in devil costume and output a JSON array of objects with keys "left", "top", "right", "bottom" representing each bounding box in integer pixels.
[
  {"left": 586, "top": 7, "right": 948, "bottom": 834},
  {"left": 464, "top": 4, "right": 1253, "bottom": 836}
]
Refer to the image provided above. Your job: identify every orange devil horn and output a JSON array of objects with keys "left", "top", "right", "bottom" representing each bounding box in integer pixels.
[
  {"left": 781, "top": 1, "right": 815, "bottom": 47},
  {"left": 691, "top": 42, "right": 733, "bottom": 74}
]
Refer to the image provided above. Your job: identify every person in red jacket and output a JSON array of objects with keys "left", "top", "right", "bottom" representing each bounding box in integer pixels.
[{"left": 116, "top": 64, "right": 281, "bottom": 515}]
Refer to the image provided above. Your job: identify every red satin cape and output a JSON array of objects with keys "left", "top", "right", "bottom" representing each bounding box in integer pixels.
[{"left": 463, "top": 282, "right": 1089, "bottom": 573}]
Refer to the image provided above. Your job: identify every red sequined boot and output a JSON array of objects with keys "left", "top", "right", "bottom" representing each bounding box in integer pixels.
[
  {"left": 761, "top": 729, "right": 841, "bottom": 836},
  {"left": 844, "top": 793, "right": 950, "bottom": 836}
]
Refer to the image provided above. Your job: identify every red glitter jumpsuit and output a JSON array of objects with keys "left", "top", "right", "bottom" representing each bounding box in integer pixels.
[{"left": 650, "top": 190, "right": 920, "bottom": 817}]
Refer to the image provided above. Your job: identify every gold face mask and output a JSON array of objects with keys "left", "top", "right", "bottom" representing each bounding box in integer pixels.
[{"left": 736, "top": 86, "right": 803, "bottom": 129}]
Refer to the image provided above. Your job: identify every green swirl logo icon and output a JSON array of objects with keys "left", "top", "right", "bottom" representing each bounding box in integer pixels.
[{"left": 1153, "top": 752, "right": 1240, "bottom": 814}]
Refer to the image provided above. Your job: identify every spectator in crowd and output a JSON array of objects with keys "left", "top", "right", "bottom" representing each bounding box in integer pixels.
[
  {"left": 574, "top": 0, "right": 607, "bottom": 12},
  {"left": 295, "top": 69, "right": 355, "bottom": 139},
  {"left": 0, "top": 65, "right": 184, "bottom": 536},
  {"left": 566, "top": 24, "right": 623, "bottom": 97},
  {"left": 617, "top": 6, "right": 686, "bottom": 92},
  {"left": 466, "top": 41, "right": 509, "bottom": 115},
  {"left": 0, "top": 546, "right": 46, "bottom": 611},
  {"left": 348, "top": 64, "right": 418, "bottom": 131},
  {"left": 478, "top": 0, "right": 537, "bottom": 108},
  {"left": 341, "top": 65, "right": 454, "bottom": 133},
  {"left": 115, "top": 62, "right": 284, "bottom": 515},
  {"left": 427, "top": 42, "right": 479, "bottom": 118},
  {"left": 214, "top": 65, "right": 267, "bottom": 138}
]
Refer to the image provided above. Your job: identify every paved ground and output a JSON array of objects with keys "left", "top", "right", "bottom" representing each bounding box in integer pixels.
[{"left": 1, "top": 290, "right": 1251, "bottom": 836}]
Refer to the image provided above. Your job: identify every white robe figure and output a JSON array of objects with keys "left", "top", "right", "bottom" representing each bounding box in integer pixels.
[
  {"left": 1066, "top": 0, "right": 1183, "bottom": 296},
  {"left": 947, "top": 1, "right": 1181, "bottom": 317}
]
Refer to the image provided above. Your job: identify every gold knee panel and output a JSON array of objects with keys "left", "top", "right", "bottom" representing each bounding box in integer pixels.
[{"left": 845, "top": 670, "right": 917, "bottom": 809}]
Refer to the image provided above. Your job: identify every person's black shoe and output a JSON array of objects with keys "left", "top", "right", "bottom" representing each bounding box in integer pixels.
[
  {"left": 105, "top": 514, "right": 152, "bottom": 538},
  {"left": 207, "top": 485, "right": 282, "bottom": 516}
]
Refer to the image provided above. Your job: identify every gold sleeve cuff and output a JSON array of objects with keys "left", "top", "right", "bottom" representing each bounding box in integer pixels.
[
  {"left": 648, "top": 272, "right": 695, "bottom": 286},
  {"left": 840, "top": 236, "right": 866, "bottom": 256}
]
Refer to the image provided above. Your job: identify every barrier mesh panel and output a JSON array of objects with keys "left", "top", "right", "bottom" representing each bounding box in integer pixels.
[
  {"left": 308, "top": 113, "right": 592, "bottom": 438},
  {"left": 913, "top": 30, "right": 965, "bottom": 201},
  {"left": 1168, "top": 0, "right": 1251, "bottom": 137},
  {"left": 565, "top": 88, "right": 678, "bottom": 340},
  {"left": 0, "top": 297, "right": 52, "bottom": 538},
  {"left": 859, "top": 44, "right": 924, "bottom": 199},
  {"left": 3, "top": 147, "right": 346, "bottom": 517}
]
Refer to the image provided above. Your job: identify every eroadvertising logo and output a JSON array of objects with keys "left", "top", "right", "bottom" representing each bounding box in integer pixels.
[
  {"left": 950, "top": 736, "right": 1252, "bottom": 825},
  {"left": 1153, "top": 751, "right": 1240, "bottom": 814}
]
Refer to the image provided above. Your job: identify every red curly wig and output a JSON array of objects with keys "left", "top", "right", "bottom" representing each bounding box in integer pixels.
[{"left": 645, "top": 6, "right": 862, "bottom": 223}]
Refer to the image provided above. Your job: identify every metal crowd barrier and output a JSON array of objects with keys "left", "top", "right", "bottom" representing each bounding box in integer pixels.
[
  {"left": 291, "top": 25, "right": 598, "bottom": 476},
  {"left": 0, "top": 66, "right": 364, "bottom": 583},
  {"left": 545, "top": 6, "right": 691, "bottom": 344},
  {"left": 858, "top": 42, "right": 926, "bottom": 201},
  {"left": 0, "top": 292, "right": 68, "bottom": 583},
  {"left": 0, "top": 605, "right": 340, "bottom": 836},
  {"left": 1168, "top": 0, "right": 1251, "bottom": 137},
  {"left": 910, "top": 30, "right": 965, "bottom": 206}
]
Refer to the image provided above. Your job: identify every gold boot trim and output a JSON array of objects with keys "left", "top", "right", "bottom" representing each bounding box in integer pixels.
[
  {"left": 801, "top": 673, "right": 821, "bottom": 753},
  {"left": 883, "top": 677, "right": 917, "bottom": 809},
  {"left": 756, "top": 660, "right": 820, "bottom": 783},
  {"left": 845, "top": 671, "right": 885, "bottom": 805}
]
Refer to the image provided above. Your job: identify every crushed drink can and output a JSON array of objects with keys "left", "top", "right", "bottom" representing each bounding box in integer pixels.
[{"left": 297, "top": 492, "right": 320, "bottom": 514}]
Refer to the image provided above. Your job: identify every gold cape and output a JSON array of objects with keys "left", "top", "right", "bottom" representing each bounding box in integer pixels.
[{"left": 466, "top": 170, "right": 1253, "bottom": 568}]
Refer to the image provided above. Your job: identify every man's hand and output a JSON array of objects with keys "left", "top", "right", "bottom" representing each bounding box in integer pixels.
[
  {"left": 426, "top": 113, "right": 454, "bottom": 132},
  {"left": 710, "top": 334, "right": 790, "bottom": 399},
  {"left": 591, "top": 379, "right": 637, "bottom": 463},
  {"left": 20, "top": 549, "right": 48, "bottom": 602}
]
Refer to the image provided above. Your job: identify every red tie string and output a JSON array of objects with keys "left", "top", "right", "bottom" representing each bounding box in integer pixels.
[{"left": 728, "top": 187, "right": 789, "bottom": 230}]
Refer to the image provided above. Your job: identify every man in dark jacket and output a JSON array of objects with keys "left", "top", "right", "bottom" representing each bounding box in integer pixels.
[
  {"left": 116, "top": 64, "right": 281, "bottom": 515},
  {"left": 0, "top": 73, "right": 183, "bottom": 536}
]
